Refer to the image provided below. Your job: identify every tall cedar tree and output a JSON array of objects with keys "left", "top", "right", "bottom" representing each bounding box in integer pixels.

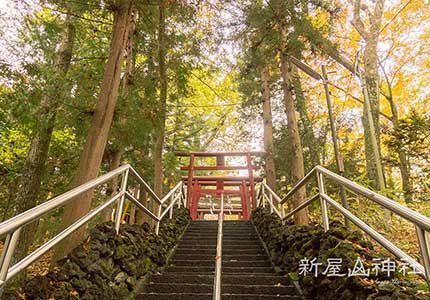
[
  {"left": 53, "top": 0, "right": 133, "bottom": 261},
  {"left": 260, "top": 67, "right": 277, "bottom": 191}
]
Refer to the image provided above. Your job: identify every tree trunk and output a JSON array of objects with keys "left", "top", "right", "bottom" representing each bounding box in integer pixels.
[
  {"left": 102, "top": 149, "right": 124, "bottom": 222},
  {"left": 135, "top": 145, "right": 150, "bottom": 225},
  {"left": 279, "top": 27, "right": 309, "bottom": 225},
  {"left": 135, "top": 189, "right": 148, "bottom": 225},
  {"left": 13, "top": 15, "right": 76, "bottom": 271},
  {"left": 389, "top": 104, "right": 411, "bottom": 202},
  {"left": 290, "top": 64, "right": 320, "bottom": 169},
  {"left": 102, "top": 9, "right": 136, "bottom": 223},
  {"left": 260, "top": 67, "right": 277, "bottom": 191},
  {"left": 352, "top": 0, "right": 385, "bottom": 190},
  {"left": 153, "top": 0, "right": 167, "bottom": 198},
  {"left": 53, "top": 1, "right": 132, "bottom": 261},
  {"left": 361, "top": 35, "right": 382, "bottom": 189}
]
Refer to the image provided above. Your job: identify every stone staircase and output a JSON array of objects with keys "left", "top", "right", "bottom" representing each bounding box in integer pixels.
[{"left": 138, "top": 220, "right": 302, "bottom": 299}]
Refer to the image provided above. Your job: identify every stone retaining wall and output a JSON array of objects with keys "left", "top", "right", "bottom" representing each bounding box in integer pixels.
[
  {"left": 15, "top": 208, "right": 190, "bottom": 300},
  {"left": 251, "top": 207, "right": 430, "bottom": 300}
]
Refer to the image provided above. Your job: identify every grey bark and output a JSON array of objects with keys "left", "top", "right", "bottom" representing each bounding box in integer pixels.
[{"left": 352, "top": 0, "right": 385, "bottom": 190}]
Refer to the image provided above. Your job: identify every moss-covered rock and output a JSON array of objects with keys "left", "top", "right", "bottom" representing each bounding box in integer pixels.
[
  {"left": 252, "top": 207, "right": 430, "bottom": 300},
  {"left": 17, "top": 208, "right": 190, "bottom": 300}
]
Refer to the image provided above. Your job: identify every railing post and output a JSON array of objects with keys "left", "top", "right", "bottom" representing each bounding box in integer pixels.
[
  {"left": 155, "top": 204, "right": 162, "bottom": 235},
  {"left": 258, "top": 185, "right": 262, "bottom": 208},
  {"left": 0, "top": 234, "right": 12, "bottom": 272},
  {"left": 256, "top": 185, "right": 262, "bottom": 207},
  {"left": 256, "top": 188, "right": 259, "bottom": 207},
  {"left": 169, "top": 205, "right": 174, "bottom": 219},
  {"left": 269, "top": 194, "right": 274, "bottom": 213},
  {"left": 261, "top": 185, "right": 265, "bottom": 208},
  {"left": 317, "top": 171, "right": 330, "bottom": 232},
  {"left": 177, "top": 192, "right": 182, "bottom": 208},
  {"left": 182, "top": 184, "right": 187, "bottom": 207},
  {"left": 416, "top": 225, "right": 430, "bottom": 282},
  {"left": 115, "top": 169, "right": 129, "bottom": 234},
  {"left": 213, "top": 193, "right": 223, "bottom": 300},
  {"left": 169, "top": 192, "right": 174, "bottom": 219},
  {"left": 0, "top": 228, "right": 21, "bottom": 291}
]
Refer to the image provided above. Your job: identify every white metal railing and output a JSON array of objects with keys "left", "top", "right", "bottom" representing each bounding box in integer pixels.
[
  {"left": 213, "top": 193, "right": 224, "bottom": 300},
  {"left": 257, "top": 165, "right": 430, "bottom": 282},
  {"left": 0, "top": 164, "right": 186, "bottom": 292}
]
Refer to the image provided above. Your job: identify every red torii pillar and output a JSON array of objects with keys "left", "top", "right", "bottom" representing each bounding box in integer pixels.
[
  {"left": 240, "top": 180, "right": 249, "bottom": 220},
  {"left": 186, "top": 154, "right": 195, "bottom": 209},
  {"left": 190, "top": 180, "right": 200, "bottom": 220}
]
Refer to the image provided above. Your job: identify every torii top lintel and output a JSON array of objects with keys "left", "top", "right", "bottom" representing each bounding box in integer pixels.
[{"left": 175, "top": 151, "right": 266, "bottom": 157}]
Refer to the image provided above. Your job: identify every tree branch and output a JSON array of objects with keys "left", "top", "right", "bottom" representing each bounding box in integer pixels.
[
  {"left": 351, "top": 0, "right": 370, "bottom": 40},
  {"left": 329, "top": 81, "right": 393, "bottom": 122}
]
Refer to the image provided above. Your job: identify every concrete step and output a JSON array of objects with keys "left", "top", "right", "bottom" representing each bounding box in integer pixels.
[
  {"left": 144, "top": 282, "right": 212, "bottom": 294},
  {"left": 223, "top": 274, "right": 291, "bottom": 286},
  {"left": 183, "top": 231, "right": 219, "bottom": 234},
  {"left": 223, "top": 284, "right": 297, "bottom": 295},
  {"left": 223, "top": 227, "right": 254, "bottom": 230},
  {"left": 223, "top": 254, "right": 268, "bottom": 261},
  {"left": 222, "top": 266, "right": 274, "bottom": 274},
  {"left": 222, "top": 241, "right": 262, "bottom": 246},
  {"left": 223, "top": 260, "right": 271, "bottom": 268},
  {"left": 137, "top": 294, "right": 301, "bottom": 300},
  {"left": 222, "top": 294, "right": 302, "bottom": 299},
  {"left": 223, "top": 248, "right": 265, "bottom": 255},
  {"left": 170, "top": 259, "right": 270, "bottom": 268},
  {"left": 136, "top": 292, "right": 212, "bottom": 300},
  {"left": 169, "top": 260, "right": 214, "bottom": 266},
  {"left": 223, "top": 234, "right": 259, "bottom": 238},
  {"left": 224, "top": 244, "right": 264, "bottom": 250},
  {"left": 176, "top": 242, "right": 261, "bottom": 249},
  {"left": 178, "top": 238, "right": 261, "bottom": 245},
  {"left": 176, "top": 242, "right": 217, "bottom": 247},
  {"left": 150, "top": 273, "right": 291, "bottom": 286},
  {"left": 172, "top": 254, "right": 268, "bottom": 261},
  {"left": 183, "top": 232, "right": 256, "bottom": 237},
  {"left": 188, "top": 223, "right": 218, "bottom": 228},
  {"left": 174, "top": 248, "right": 216, "bottom": 255},
  {"left": 223, "top": 221, "right": 252, "bottom": 224},
  {"left": 223, "top": 227, "right": 255, "bottom": 229},
  {"left": 143, "top": 282, "right": 297, "bottom": 296},
  {"left": 165, "top": 266, "right": 215, "bottom": 273},
  {"left": 181, "top": 236, "right": 257, "bottom": 241},
  {"left": 150, "top": 273, "right": 214, "bottom": 284}
]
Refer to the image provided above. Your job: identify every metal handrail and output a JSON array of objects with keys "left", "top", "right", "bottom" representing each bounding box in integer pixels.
[
  {"left": 257, "top": 165, "right": 430, "bottom": 281},
  {"left": 0, "top": 164, "right": 186, "bottom": 290},
  {"left": 213, "top": 193, "right": 224, "bottom": 300}
]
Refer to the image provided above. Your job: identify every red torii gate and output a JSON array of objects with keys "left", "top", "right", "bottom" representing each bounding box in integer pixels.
[{"left": 176, "top": 151, "right": 265, "bottom": 220}]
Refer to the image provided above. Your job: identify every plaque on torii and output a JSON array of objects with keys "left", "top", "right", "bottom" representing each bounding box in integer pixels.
[{"left": 175, "top": 151, "right": 265, "bottom": 220}]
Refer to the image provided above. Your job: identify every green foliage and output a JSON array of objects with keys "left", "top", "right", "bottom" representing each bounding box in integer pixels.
[{"left": 386, "top": 112, "right": 430, "bottom": 200}]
